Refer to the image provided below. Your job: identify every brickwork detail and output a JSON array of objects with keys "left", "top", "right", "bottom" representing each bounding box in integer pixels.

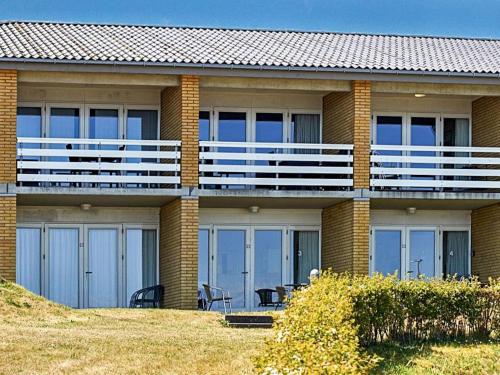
[
  {"left": 472, "top": 96, "right": 500, "bottom": 147},
  {"left": 160, "top": 75, "right": 199, "bottom": 188},
  {"left": 0, "top": 197, "right": 16, "bottom": 281},
  {"left": 471, "top": 203, "right": 500, "bottom": 282},
  {"left": 322, "top": 81, "right": 371, "bottom": 189},
  {"left": 0, "top": 70, "right": 17, "bottom": 183},
  {"left": 321, "top": 199, "right": 370, "bottom": 274},
  {"left": 159, "top": 197, "right": 199, "bottom": 309}
]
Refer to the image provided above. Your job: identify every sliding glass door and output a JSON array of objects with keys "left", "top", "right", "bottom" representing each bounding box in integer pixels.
[{"left": 371, "top": 226, "right": 467, "bottom": 279}]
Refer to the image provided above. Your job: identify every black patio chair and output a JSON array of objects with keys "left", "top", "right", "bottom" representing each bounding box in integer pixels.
[
  {"left": 203, "top": 284, "right": 232, "bottom": 313},
  {"left": 129, "top": 285, "right": 164, "bottom": 308},
  {"left": 255, "top": 288, "right": 280, "bottom": 309}
]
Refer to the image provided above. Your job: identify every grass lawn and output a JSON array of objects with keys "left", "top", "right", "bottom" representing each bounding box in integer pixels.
[{"left": 1, "top": 280, "right": 499, "bottom": 374}]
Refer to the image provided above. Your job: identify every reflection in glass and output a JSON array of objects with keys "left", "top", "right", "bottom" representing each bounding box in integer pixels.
[
  {"left": 217, "top": 112, "right": 247, "bottom": 187},
  {"left": 410, "top": 117, "right": 437, "bottom": 185},
  {"left": 373, "top": 230, "right": 401, "bottom": 277},
  {"left": 375, "top": 116, "right": 403, "bottom": 168},
  {"left": 254, "top": 230, "right": 282, "bottom": 306},
  {"left": 89, "top": 108, "right": 119, "bottom": 149},
  {"left": 49, "top": 108, "right": 80, "bottom": 163},
  {"left": 217, "top": 230, "right": 246, "bottom": 309},
  {"left": 198, "top": 229, "right": 210, "bottom": 288},
  {"left": 17, "top": 107, "right": 42, "bottom": 160},
  {"left": 408, "top": 230, "right": 435, "bottom": 279},
  {"left": 255, "top": 113, "right": 283, "bottom": 166}
]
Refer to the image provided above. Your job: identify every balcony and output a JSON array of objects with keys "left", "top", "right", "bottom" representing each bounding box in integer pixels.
[
  {"left": 371, "top": 145, "right": 500, "bottom": 192},
  {"left": 17, "top": 137, "right": 181, "bottom": 189},
  {"left": 199, "top": 141, "right": 353, "bottom": 191}
]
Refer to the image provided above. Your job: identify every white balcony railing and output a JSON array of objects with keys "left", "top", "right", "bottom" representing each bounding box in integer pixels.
[
  {"left": 199, "top": 141, "right": 353, "bottom": 190},
  {"left": 371, "top": 145, "right": 500, "bottom": 191},
  {"left": 17, "top": 137, "right": 181, "bottom": 188}
]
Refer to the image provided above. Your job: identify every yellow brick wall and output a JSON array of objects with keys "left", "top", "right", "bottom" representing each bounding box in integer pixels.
[
  {"left": 0, "top": 70, "right": 17, "bottom": 281},
  {"left": 472, "top": 96, "right": 500, "bottom": 147},
  {"left": 321, "top": 199, "right": 370, "bottom": 274},
  {"left": 322, "top": 81, "right": 371, "bottom": 189},
  {"left": 0, "top": 197, "right": 16, "bottom": 281},
  {"left": 471, "top": 203, "right": 500, "bottom": 282},
  {"left": 160, "top": 75, "right": 199, "bottom": 188},
  {"left": 0, "top": 70, "right": 17, "bottom": 183},
  {"left": 159, "top": 197, "right": 199, "bottom": 309}
]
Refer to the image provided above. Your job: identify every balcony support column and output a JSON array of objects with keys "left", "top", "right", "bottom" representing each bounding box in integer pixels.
[
  {"left": 323, "top": 80, "right": 371, "bottom": 190},
  {"left": 159, "top": 75, "right": 199, "bottom": 308},
  {"left": 321, "top": 198, "right": 370, "bottom": 274},
  {"left": 0, "top": 69, "right": 17, "bottom": 281}
]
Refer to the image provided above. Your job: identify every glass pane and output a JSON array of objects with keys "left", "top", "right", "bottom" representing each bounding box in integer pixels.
[
  {"left": 374, "top": 230, "right": 401, "bottom": 277},
  {"left": 49, "top": 108, "right": 80, "bottom": 162},
  {"left": 409, "top": 230, "right": 436, "bottom": 279},
  {"left": 217, "top": 112, "right": 247, "bottom": 187},
  {"left": 88, "top": 229, "right": 119, "bottom": 308},
  {"left": 16, "top": 228, "right": 41, "bottom": 295},
  {"left": 376, "top": 116, "right": 403, "bottom": 167},
  {"left": 217, "top": 229, "right": 246, "bottom": 309},
  {"left": 443, "top": 231, "right": 469, "bottom": 278},
  {"left": 198, "top": 229, "right": 210, "bottom": 288},
  {"left": 17, "top": 107, "right": 42, "bottom": 160},
  {"left": 89, "top": 108, "right": 119, "bottom": 150},
  {"left": 293, "top": 231, "right": 319, "bottom": 284},
  {"left": 199, "top": 111, "right": 210, "bottom": 141},
  {"left": 255, "top": 113, "right": 283, "bottom": 166},
  {"left": 254, "top": 230, "right": 282, "bottom": 306},
  {"left": 48, "top": 228, "right": 79, "bottom": 307},
  {"left": 410, "top": 117, "right": 437, "bottom": 181}
]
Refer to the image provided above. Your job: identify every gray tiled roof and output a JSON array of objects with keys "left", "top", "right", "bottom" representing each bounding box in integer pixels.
[{"left": 1, "top": 21, "right": 500, "bottom": 75}]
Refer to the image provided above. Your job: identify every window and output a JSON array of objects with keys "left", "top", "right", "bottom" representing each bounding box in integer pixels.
[
  {"left": 199, "top": 111, "right": 210, "bottom": 141},
  {"left": 292, "top": 230, "right": 319, "bottom": 284},
  {"left": 17, "top": 107, "right": 42, "bottom": 160},
  {"left": 198, "top": 229, "right": 210, "bottom": 289},
  {"left": 126, "top": 228, "right": 158, "bottom": 304},
  {"left": 16, "top": 227, "right": 42, "bottom": 295},
  {"left": 443, "top": 230, "right": 469, "bottom": 278},
  {"left": 290, "top": 113, "right": 320, "bottom": 144}
]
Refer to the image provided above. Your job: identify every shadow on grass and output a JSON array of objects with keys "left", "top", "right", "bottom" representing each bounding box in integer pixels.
[{"left": 367, "top": 338, "right": 493, "bottom": 374}]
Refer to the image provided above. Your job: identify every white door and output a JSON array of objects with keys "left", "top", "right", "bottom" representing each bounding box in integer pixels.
[
  {"left": 370, "top": 227, "right": 405, "bottom": 278},
  {"left": 85, "top": 226, "right": 122, "bottom": 308},
  {"left": 45, "top": 226, "right": 82, "bottom": 308},
  {"left": 406, "top": 227, "right": 439, "bottom": 279}
]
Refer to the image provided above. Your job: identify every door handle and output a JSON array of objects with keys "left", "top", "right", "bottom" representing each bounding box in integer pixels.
[
  {"left": 85, "top": 271, "right": 93, "bottom": 274},
  {"left": 241, "top": 271, "right": 249, "bottom": 274}
]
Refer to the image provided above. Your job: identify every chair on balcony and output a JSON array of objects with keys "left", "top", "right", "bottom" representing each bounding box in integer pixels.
[
  {"left": 202, "top": 283, "right": 232, "bottom": 314},
  {"left": 101, "top": 145, "right": 125, "bottom": 188},
  {"left": 129, "top": 285, "right": 164, "bottom": 308}
]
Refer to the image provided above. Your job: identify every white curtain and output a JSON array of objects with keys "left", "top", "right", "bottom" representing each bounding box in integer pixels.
[
  {"left": 292, "top": 114, "right": 320, "bottom": 154},
  {"left": 88, "top": 229, "right": 118, "bottom": 308},
  {"left": 444, "top": 231, "right": 469, "bottom": 278},
  {"left": 48, "top": 228, "right": 79, "bottom": 308},
  {"left": 16, "top": 228, "right": 41, "bottom": 295},
  {"left": 295, "top": 231, "right": 319, "bottom": 284}
]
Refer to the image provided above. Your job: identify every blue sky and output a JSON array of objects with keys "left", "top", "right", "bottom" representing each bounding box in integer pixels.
[{"left": 1, "top": 0, "right": 499, "bottom": 38}]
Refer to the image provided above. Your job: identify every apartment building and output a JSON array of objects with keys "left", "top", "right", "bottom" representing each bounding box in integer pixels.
[{"left": 1, "top": 21, "right": 500, "bottom": 311}]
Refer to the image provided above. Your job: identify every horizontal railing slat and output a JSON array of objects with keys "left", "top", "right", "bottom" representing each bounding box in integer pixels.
[
  {"left": 17, "top": 137, "right": 181, "bottom": 147},
  {"left": 18, "top": 149, "right": 180, "bottom": 159},
  {"left": 200, "top": 141, "right": 353, "bottom": 150},
  {"left": 200, "top": 177, "right": 353, "bottom": 187},
  {"left": 18, "top": 161, "right": 179, "bottom": 172},
  {"left": 200, "top": 164, "right": 352, "bottom": 174},
  {"left": 200, "top": 152, "right": 352, "bottom": 162},
  {"left": 18, "top": 174, "right": 180, "bottom": 184}
]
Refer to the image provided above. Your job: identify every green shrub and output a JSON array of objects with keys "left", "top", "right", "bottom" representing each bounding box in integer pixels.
[
  {"left": 254, "top": 273, "right": 379, "bottom": 374},
  {"left": 255, "top": 273, "right": 500, "bottom": 374}
]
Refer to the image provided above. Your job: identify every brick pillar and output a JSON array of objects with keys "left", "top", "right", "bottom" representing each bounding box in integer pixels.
[
  {"left": 471, "top": 203, "right": 500, "bottom": 282},
  {"left": 160, "top": 75, "right": 200, "bottom": 188},
  {"left": 321, "top": 199, "right": 370, "bottom": 274},
  {"left": 159, "top": 197, "right": 199, "bottom": 309},
  {"left": 0, "top": 70, "right": 17, "bottom": 281},
  {"left": 322, "top": 80, "right": 371, "bottom": 190},
  {"left": 471, "top": 97, "right": 500, "bottom": 282}
]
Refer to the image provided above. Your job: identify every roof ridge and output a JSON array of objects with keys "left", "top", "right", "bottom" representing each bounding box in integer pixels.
[{"left": 0, "top": 19, "right": 499, "bottom": 43}]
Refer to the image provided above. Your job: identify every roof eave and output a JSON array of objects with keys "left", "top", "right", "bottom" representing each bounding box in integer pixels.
[{"left": 2, "top": 58, "right": 500, "bottom": 85}]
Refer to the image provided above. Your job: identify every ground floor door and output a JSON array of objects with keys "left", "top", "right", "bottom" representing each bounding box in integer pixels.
[
  {"left": 370, "top": 225, "right": 470, "bottom": 279},
  {"left": 16, "top": 224, "right": 158, "bottom": 308},
  {"left": 200, "top": 225, "right": 320, "bottom": 311}
]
